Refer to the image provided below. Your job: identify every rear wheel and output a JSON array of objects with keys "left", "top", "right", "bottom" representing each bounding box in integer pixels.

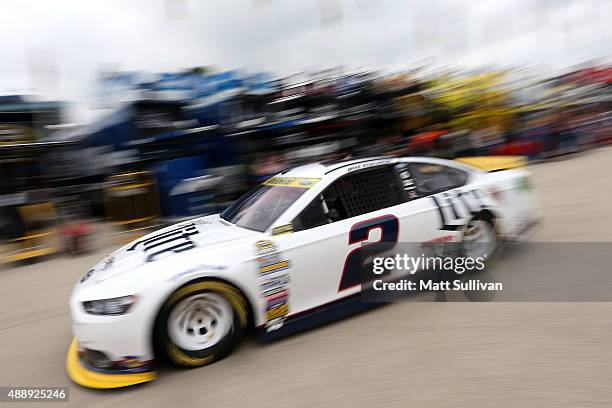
[
  {"left": 461, "top": 215, "right": 497, "bottom": 260},
  {"left": 155, "top": 281, "right": 248, "bottom": 367},
  {"left": 459, "top": 215, "right": 498, "bottom": 302}
]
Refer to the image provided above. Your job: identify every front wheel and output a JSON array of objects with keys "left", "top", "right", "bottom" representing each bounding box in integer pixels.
[{"left": 155, "top": 281, "right": 248, "bottom": 367}]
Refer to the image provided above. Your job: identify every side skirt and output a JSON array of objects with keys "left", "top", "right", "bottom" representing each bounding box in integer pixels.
[{"left": 257, "top": 293, "right": 385, "bottom": 342}]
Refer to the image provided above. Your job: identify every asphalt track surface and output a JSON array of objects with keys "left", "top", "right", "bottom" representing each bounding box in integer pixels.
[{"left": 1, "top": 147, "right": 612, "bottom": 407}]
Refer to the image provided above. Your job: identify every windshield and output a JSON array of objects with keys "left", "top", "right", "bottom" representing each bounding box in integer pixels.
[{"left": 221, "top": 184, "right": 310, "bottom": 232}]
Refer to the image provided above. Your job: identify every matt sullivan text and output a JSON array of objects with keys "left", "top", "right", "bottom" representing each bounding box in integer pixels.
[{"left": 373, "top": 279, "right": 503, "bottom": 291}]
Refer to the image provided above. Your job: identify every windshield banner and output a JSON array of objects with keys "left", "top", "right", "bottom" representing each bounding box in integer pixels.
[{"left": 262, "top": 177, "right": 320, "bottom": 188}]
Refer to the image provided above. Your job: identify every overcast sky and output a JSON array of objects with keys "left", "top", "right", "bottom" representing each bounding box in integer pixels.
[{"left": 1, "top": 0, "right": 610, "bottom": 122}]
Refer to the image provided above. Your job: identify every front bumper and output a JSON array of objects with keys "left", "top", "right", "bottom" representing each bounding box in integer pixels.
[{"left": 66, "top": 338, "right": 156, "bottom": 389}]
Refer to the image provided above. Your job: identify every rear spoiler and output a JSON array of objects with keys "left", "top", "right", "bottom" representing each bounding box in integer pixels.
[{"left": 455, "top": 156, "right": 527, "bottom": 172}]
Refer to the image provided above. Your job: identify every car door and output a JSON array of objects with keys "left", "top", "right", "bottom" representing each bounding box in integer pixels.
[{"left": 272, "top": 164, "right": 445, "bottom": 318}]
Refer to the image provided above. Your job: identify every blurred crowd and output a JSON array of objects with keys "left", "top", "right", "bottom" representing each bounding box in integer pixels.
[{"left": 246, "top": 65, "right": 611, "bottom": 179}]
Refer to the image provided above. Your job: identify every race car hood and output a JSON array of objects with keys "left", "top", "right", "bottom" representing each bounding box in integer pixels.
[{"left": 87, "top": 214, "right": 257, "bottom": 284}]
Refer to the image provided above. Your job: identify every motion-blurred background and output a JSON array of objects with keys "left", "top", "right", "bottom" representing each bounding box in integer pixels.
[
  {"left": 1, "top": 2, "right": 612, "bottom": 406},
  {"left": 0, "top": 0, "right": 610, "bottom": 261}
]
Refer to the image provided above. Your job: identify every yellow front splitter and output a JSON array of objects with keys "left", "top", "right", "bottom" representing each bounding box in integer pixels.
[{"left": 66, "top": 338, "right": 156, "bottom": 389}]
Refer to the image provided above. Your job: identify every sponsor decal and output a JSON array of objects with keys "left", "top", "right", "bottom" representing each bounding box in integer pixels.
[
  {"left": 117, "top": 357, "right": 147, "bottom": 369},
  {"left": 127, "top": 223, "right": 199, "bottom": 262},
  {"left": 257, "top": 252, "right": 281, "bottom": 265},
  {"left": 255, "top": 239, "right": 276, "bottom": 252},
  {"left": 266, "top": 303, "right": 289, "bottom": 321},
  {"left": 272, "top": 223, "right": 293, "bottom": 236},
  {"left": 431, "top": 188, "right": 492, "bottom": 231},
  {"left": 265, "top": 290, "right": 290, "bottom": 324},
  {"left": 421, "top": 235, "right": 455, "bottom": 248},
  {"left": 299, "top": 179, "right": 316, "bottom": 187},
  {"left": 254, "top": 240, "right": 291, "bottom": 332},
  {"left": 168, "top": 263, "right": 227, "bottom": 281},
  {"left": 259, "top": 260, "right": 291, "bottom": 276},
  {"left": 346, "top": 159, "right": 392, "bottom": 173},
  {"left": 115, "top": 357, "right": 154, "bottom": 373},
  {"left": 265, "top": 290, "right": 289, "bottom": 307},
  {"left": 262, "top": 177, "right": 320, "bottom": 188},
  {"left": 260, "top": 273, "right": 291, "bottom": 297}
]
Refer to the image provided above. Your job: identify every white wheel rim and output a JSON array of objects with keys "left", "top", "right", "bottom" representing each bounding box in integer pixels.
[
  {"left": 168, "top": 292, "right": 234, "bottom": 351},
  {"left": 462, "top": 219, "right": 496, "bottom": 259}
]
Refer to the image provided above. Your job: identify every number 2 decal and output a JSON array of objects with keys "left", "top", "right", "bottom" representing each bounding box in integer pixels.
[{"left": 339, "top": 214, "right": 399, "bottom": 291}]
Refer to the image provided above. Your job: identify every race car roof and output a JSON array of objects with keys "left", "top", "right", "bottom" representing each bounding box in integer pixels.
[
  {"left": 278, "top": 157, "right": 390, "bottom": 179},
  {"left": 276, "top": 156, "right": 484, "bottom": 181}
]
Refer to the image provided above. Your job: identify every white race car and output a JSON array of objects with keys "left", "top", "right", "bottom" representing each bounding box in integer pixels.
[{"left": 67, "top": 156, "right": 539, "bottom": 388}]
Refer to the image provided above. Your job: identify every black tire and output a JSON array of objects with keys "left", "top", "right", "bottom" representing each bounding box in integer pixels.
[
  {"left": 459, "top": 214, "right": 498, "bottom": 302},
  {"left": 154, "top": 280, "right": 249, "bottom": 367}
]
